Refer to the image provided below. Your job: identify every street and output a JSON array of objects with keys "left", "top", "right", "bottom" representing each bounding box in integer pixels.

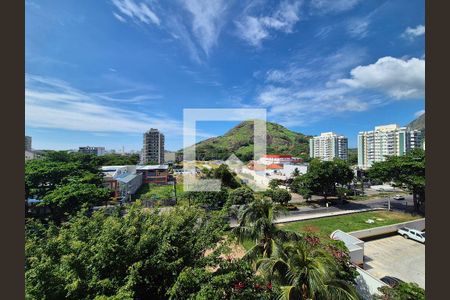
[{"left": 286, "top": 194, "right": 416, "bottom": 218}]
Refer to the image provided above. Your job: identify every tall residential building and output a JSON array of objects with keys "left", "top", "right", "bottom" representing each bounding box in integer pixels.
[
  {"left": 141, "top": 128, "right": 165, "bottom": 164},
  {"left": 357, "top": 124, "right": 423, "bottom": 169},
  {"left": 25, "top": 136, "right": 32, "bottom": 151},
  {"left": 78, "top": 146, "right": 106, "bottom": 156},
  {"left": 309, "top": 132, "right": 348, "bottom": 161}
]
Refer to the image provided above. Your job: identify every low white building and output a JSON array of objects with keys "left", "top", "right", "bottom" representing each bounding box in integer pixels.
[
  {"left": 240, "top": 162, "right": 308, "bottom": 189},
  {"left": 257, "top": 154, "right": 302, "bottom": 165},
  {"left": 25, "top": 150, "right": 36, "bottom": 161}
]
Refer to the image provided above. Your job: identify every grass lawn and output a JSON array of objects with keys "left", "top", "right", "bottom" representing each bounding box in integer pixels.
[
  {"left": 276, "top": 211, "right": 420, "bottom": 239},
  {"left": 132, "top": 182, "right": 185, "bottom": 201}
]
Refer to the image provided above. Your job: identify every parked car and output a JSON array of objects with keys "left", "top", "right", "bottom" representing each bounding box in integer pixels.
[
  {"left": 380, "top": 276, "right": 404, "bottom": 287},
  {"left": 393, "top": 194, "right": 405, "bottom": 200},
  {"left": 397, "top": 227, "right": 425, "bottom": 243}
]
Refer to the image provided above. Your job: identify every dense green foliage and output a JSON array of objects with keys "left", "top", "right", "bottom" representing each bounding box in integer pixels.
[
  {"left": 168, "top": 259, "right": 280, "bottom": 299},
  {"left": 368, "top": 149, "right": 425, "bottom": 211},
  {"left": 257, "top": 239, "right": 359, "bottom": 300},
  {"left": 290, "top": 159, "right": 354, "bottom": 200},
  {"left": 25, "top": 151, "right": 112, "bottom": 222},
  {"left": 374, "top": 282, "right": 425, "bottom": 300},
  {"left": 270, "top": 188, "right": 291, "bottom": 205},
  {"left": 183, "top": 189, "right": 229, "bottom": 208},
  {"left": 210, "top": 164, "right": 242, "bottom": 189},
  {"left": 268, "top": 179, "right": 284, "bottom": 189},
  {"left": 348, "top": 148, "right": 358, "bottom": 165},
  {"left": 26, "top": 204, "right": 228, "bottom": 300},
  {"left": 98, "top": 153, "right": 140, "bottom": 165},
  {"left": 234, "top": 198, "right": 300, "bottom": 261},
  {"left": 178, "top": 121, "right": 311, "bottom": 162},
  {"left": 42, "top": 182, "right": 110, "bottom": 222},
  {"left": 228, "top": 187, "right": 255, "bottom": 206}
]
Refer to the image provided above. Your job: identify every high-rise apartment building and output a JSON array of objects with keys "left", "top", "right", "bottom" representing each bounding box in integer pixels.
[
  {"left": 25, "top": 136, "right": 32, "bottom": 151},
  {"left": 357, "top": 124, "right": 423, "bottom": 169},
  {"left": 141, "top": 128, "right": 165, "bottom": 164},
  {"left": 78, "top": 146, "right": 106, "bottom": 156},
  {"left": 309, "top": 132, "right": 348, "bottom": 161}
]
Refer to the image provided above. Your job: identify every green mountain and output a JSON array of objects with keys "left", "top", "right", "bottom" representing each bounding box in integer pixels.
[
  {"left": 406, "top": 112, "right": 425, "bottom": 133},
  {"left": 177, "top": 121, "right": 311, "bottom": 162}
]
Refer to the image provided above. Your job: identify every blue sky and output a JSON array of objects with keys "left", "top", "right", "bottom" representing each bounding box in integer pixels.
[{"left": 25, "top": 0, "right": 425, "bottom": 151}]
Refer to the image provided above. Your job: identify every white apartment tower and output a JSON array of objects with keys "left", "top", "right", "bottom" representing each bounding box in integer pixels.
[
  {"left": 141, "top": 128, "right": 165, "bottom": 164},
  {"left": 309, "top": 132, "right": 348, "bottom": 161},
  {"left": 357, "top": 124, "right": 423, "bottom": 169}
]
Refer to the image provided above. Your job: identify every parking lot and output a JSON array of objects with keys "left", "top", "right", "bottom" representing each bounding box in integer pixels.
[{"left": 363, "top": 235, "right": 425, "bottom": 288}]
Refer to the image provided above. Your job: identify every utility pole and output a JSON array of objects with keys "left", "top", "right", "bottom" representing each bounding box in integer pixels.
[{"left": 388, "top": 193, "right": 391, "bottom": 211}]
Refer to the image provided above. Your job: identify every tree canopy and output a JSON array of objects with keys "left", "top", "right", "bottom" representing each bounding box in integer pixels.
[
  {"left": 205, "top": 164, "right": 241, "bottom": 189},
  {"left": 41, "top": 182, "right": 110, "bottom": 222},
  {"left": 25, "top": 151, "right": 111, "bottom": 221},
  {"left": 290, "top": 159, "right": 354, "bottom": 200},
  {"left": 270, "top": 188, "right": 291, "bottom": 205},
  {"left": 368, "top": 149, "right": 425, "bottom": 211},
  {"left": 26, "top": 204, "right": 228, "bottom": 300}
]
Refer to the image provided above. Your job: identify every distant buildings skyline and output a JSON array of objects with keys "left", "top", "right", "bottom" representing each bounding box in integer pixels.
[
  {"left": 357, "top": 124, "right": 423, "bottom": 169},
  {"left": 78, "top": 146, "right": 106, "bottom": 156}
]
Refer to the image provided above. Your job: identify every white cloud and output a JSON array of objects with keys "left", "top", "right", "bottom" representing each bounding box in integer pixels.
[
  {"left": 235, "top": 0, "right": 302, "bottom": 47},
  {"left": 260, "top": 0, "right": 301, "bottom": 33},
  {"left": 25, "top": 74, "right": 178, "bottom": 133},
  {"left": 402, "top": 25, "right": 425, "bottom": 40},
  {"left": 113, "top": 12, "right": 126, "bottom": 23},
  {"left": 256, "top": 84, "right": 371, "bottom": 127},
  {"left": 111, "top": 0, "right": 160, "bottom": 26},
  {"left": 310, "top": 0, "right": 360, "bottom": 14},
  {"left": 266, "top": 66, "right": 310, "bottom": 84},
  {"left": 235, "top": 16, "right": 269, "bottom": 47},
  {"left": 415, "top": 109, "right": 425, "bottom": 118},
  {"left": 182, "top": 0, "right": 228, "bottom": 56},
  {"left": 166, "top": 16, "right": 203, "bottom": 64},
  {"left": 25, "top": 74, "right": 214, "bottom": 141},
  {"left": 346, "top": 18, "right": 369, "bottom": 38},
  {"left": 339, "top": 56, "right": 425, "bottom": 99},
  {"left": 265, "top": 45, "right": 367, "bottom": 84}
]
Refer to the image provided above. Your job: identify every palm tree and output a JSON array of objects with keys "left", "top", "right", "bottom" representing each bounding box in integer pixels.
[
  {"left": 257, "top": 240, "right": 359, "bottom": 300},
  {"left": 233, "top": 198, "right": 300, "bottom": 260}
]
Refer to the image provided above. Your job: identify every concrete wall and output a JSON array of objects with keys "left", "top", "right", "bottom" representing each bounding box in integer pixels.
[
  {"left": 348, "top": 244, "right": 364, "bottom": 266},
  {"left": 349, "top": 218, "right": 425, "bottom": 239},
  {"left": 355, "top": 266, "right": 387, "bottom": 300}
]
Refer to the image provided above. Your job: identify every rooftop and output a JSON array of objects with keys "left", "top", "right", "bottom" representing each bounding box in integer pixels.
[
  {"left": 116, "top": 173, "right": 140, "bottom": 184},
  {"left": 136, "top": 164, "right": 169, "bottom": 170}
]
